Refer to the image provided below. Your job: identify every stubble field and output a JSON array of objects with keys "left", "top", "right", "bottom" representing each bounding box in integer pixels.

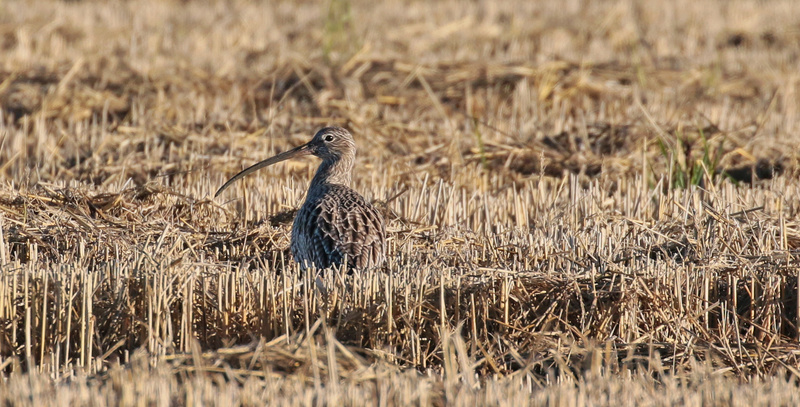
[{"left": 1, "top": 0, "right": 800, "bottom": 405}]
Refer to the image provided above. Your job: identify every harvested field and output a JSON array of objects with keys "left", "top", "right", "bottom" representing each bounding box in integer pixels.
[{"left": 1, "top": 0, "right": 800, "bottom": 405}]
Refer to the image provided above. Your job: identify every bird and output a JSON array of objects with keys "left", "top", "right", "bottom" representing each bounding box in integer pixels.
[{"left": 215, "top": 127, "right": 386, "bottom": 270}]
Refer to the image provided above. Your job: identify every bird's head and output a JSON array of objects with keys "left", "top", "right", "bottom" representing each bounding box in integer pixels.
[
  {"left": 214, "top": 126, "right": 357, "bottom": 197},
  {"left": 307, "top": 127, "right": 356, "bottom": 162}
]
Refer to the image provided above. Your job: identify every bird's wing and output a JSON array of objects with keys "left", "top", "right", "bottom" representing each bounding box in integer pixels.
[{"left": 315, "top": 187, "right": 386, "bottom": 269}]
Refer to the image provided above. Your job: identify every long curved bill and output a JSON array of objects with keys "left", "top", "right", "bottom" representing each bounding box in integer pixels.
[{"left": 215, "top": 143, "right": 312, "bottom": 197}]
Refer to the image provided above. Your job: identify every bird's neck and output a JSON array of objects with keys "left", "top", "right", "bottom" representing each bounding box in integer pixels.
[{"left": 310, "top": 157, "right": 353, "bottom": 187}]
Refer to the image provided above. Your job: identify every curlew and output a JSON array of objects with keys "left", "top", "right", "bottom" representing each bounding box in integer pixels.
[{"left": 215, "top": 127, "right": 386, "bottom": 270}]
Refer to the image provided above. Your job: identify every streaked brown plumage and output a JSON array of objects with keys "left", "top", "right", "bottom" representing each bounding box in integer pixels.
[{"left": 215, "top": 127, "right": 385, "bottom": 270}]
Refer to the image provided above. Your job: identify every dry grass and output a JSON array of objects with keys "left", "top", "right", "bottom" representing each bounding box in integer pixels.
[{"left": 1, "top": 0, "right": 800, "bottom": 405}]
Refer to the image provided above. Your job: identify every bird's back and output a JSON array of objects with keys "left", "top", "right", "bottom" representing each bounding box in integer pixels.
[{"left": 291, "top": 184, "right": 385, "bottom": 270}]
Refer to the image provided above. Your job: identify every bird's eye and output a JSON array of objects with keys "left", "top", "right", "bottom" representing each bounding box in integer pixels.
[{"left": 324, "top": 135, "right": 334, "bottom": 142}]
